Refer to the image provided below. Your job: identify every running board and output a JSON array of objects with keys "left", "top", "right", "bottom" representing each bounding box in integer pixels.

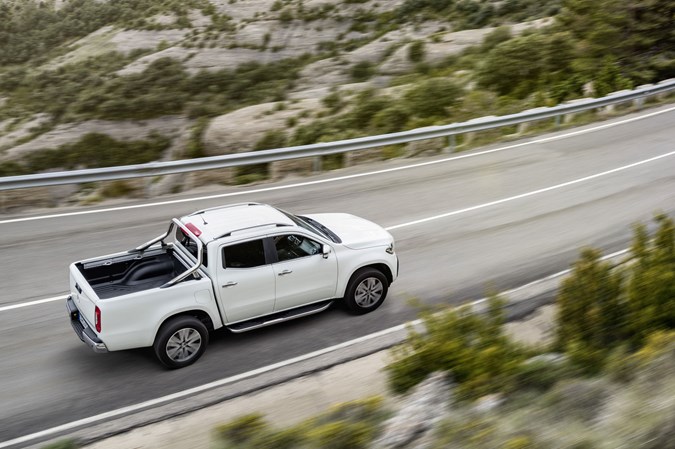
[{"left": 227, "top": 300, "right": 334, "bottom": 333}]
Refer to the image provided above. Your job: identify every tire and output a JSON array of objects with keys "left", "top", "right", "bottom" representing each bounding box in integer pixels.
[
  {"left": 344, "top": 268, "right": 389, "bottom": 315},
  {"left": 153, "top": 316, "right": 209, "bottom": 369}
]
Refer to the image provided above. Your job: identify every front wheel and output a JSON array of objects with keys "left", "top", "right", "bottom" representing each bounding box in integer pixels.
[
  {"left": 344, "top": 268, "right": 389, "bottom": 315},
  {"left": 153, "top": 316, "right": 209, "bottom": 369}
]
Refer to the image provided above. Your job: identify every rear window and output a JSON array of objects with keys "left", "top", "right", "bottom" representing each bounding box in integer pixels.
[{"left": 175, "top": 227, "right": 207, "bottom": 267}]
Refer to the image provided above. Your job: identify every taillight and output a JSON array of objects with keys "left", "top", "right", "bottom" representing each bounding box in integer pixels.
[{"left": 95, "top": 306, "right": 101, "bottom": 333}]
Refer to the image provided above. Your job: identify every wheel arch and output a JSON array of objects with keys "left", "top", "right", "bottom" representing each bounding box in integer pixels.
[
  {"left": 155, "top": 309, "right": 215, "bottom": 340},
  {"left": 351, "top": 263, "right": 393, "bottom": 285}
]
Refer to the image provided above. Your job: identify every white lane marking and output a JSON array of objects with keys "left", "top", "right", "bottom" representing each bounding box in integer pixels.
[
  {"left": 1, "top": 148, "right": 673, "bottom": 314},
  {"left": 384, "top": 149, "right": 675, "bottom": 231},
  {"left": 2, "top": 105, "right": 674, "bottom": 226},
  {"left": 0, "top": 246, "right": 634, "bottom": 448},
  {"left": 0, "top": 322, "right": 413, "bottom": 449},
  {"left": 0, "top": 295, "right": 68, "bottom": 312}
]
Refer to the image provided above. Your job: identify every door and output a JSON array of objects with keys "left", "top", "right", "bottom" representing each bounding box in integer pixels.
[
  {"left": 271, "top": 234, "right": 338, "bottom": 312},
  {"left": 216, "top": 239, "right": 275, "bottom": 323}
]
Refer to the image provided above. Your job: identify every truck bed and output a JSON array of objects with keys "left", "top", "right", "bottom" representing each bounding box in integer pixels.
[{"left": 75, "top": 247, "right": 188, "bottom": 299}]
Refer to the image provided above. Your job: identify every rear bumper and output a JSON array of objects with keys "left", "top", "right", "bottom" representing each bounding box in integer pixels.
[{"left": 66, "top": 296, "right": 108, "bottom": 353}]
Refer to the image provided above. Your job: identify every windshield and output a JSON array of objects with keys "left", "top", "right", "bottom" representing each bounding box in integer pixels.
[{"left": 277, "top": 209, "right": 341, "bottom": 243}]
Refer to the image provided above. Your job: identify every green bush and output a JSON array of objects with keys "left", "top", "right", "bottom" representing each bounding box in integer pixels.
[
  {"left": 625, "top": 215, "right": 675, "bottom": 343},
  {"left": 213, "top": 397, "right": 385, "bottom": 449},
  {"left": 40, "top": 440, "right": 78, "bottom": 449},
  {"left": 100, "top": 181, "right": 137, "bottom": 198},
  {"left": 407, "top": 40, "right": 426, "bottom": 63},
  {"left": 313, "top": 396, "right": 385, "bottom": 427},
  {"left": 481, "top": 26, "right": 512, "bottom": 52},
  {"left": 370, "top": 105, "right": 411, "bottom": 133},
  {"left": 386, "top": 295, "right": 525, "bottom": 398},
  {"left": 510, "top": 358, "right": 577, "bottom": 393},
  {"left": 306, "top": 420, "right": 374, "bottom": 449},
  {"left": 350, "top": 61, "right": 375, "bottom": 82},
  {"left": 556, "top": 248, "right": 626, "bottom": 354},
  {"left": 556, "top": 214, "right": 675, "bottom": 372},
  {"left": 403, "top": 78, "right": 463, "bottom": 119},
  {"left": 214, "top": 413, "right": 269, "bottom": 446},
  {"left": 19, "top": 132, "right": 170, "bottom": 173}
]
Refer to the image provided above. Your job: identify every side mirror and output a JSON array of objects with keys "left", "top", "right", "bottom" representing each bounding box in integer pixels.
[{"left": 322, "top": 244, "right": 332, "bottom": 259}]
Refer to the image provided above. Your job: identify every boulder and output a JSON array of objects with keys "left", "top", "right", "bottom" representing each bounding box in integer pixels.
[{"left": 372, "top": 371, "right": 452, "bottom": 449}]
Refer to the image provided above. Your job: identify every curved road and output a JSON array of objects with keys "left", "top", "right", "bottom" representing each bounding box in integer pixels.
[{"left": 1, "top": 105, "right": 674, "bottom": 444}]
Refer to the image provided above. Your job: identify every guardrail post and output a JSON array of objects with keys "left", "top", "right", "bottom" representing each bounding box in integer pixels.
[
  {"left": 554, "top": 115, "right": 561, "bottom": 128},
  {"left": 517, "top": 122, "right": 529, "bottom": 134},
  {"left": 445, "top": 135, "right": 456, "bottom": 153},
  {"left": 343, "top": 151, "right": 353, "bottom": 167},
  {"left": 312, "top": 156, "right": 322, "bottom": 173},
  {"left": 634, "top": 96, "right": 645, "bottom": 110}
]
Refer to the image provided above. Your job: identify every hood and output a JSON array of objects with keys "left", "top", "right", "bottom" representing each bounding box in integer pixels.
[{"left": 305, "top": 213, "right": 393, "bottom": 250}]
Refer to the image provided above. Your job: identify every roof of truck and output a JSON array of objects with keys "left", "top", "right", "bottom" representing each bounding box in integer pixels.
[{"left": 178, "top": 202, "right": 295, "bottom": 242}]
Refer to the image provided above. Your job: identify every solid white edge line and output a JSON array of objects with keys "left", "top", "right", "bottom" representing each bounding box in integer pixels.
[
  {"left": 0, "top": 246, "right": 634, "bottom": 448},
  {"left": 0, "top": 321, "right": 415, "bottom": 449},
  {"left": 1, "top": 105, "right": 674, "bottom": 226}
]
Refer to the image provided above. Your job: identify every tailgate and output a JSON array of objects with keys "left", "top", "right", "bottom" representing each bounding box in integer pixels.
[{"left": 69, "top": 263, "right": 100, "bottom": 330}]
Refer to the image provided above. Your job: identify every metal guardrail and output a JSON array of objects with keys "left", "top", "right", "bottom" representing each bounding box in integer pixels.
[{"left": 1, "top": 78, "right": 673, "bottom": 191}]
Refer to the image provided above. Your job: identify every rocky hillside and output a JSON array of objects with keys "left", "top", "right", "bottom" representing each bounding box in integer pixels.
[{"left": 1, "top": 0, "right": 670, "bottom": 207}]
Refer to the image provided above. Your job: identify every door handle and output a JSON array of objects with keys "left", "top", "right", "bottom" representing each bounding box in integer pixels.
[
  {"left": 278, "top": 270, "right": 293, "bottom": 276},
  {"left": 222, "top": 281, "right": 238, "bottom": 288}
]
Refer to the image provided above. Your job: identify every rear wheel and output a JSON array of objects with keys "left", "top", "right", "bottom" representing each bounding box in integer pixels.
[
  {"left": 154, "top": 316, "right": 208, "bottom": 369},
  {"left": 344, "top": 268, "right": 388, "bottom": 314}
]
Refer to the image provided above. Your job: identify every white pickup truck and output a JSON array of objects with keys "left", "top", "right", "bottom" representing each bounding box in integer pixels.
[{"left": 67, "top": 202, "right": 398, "bottom": 368}]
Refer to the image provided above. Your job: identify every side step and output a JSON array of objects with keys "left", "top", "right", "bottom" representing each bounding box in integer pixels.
[{"left": 227, "top": 300, "right": 334, "bottom": 333}]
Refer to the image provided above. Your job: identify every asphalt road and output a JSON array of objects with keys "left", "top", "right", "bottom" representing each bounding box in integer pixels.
[{"left": 1, "top": 105, "right": 674, "bottom": 444}]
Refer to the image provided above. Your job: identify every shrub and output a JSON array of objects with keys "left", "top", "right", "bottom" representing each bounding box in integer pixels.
[
  {"left": 625, "top": 215, "right": 675, "bottom": 344},
  {"left": 481, "top": 26, "right": 512, "bottom": 52},
  {"left": 403, "top": 78, "right": 463, "bottom": 119},
  {"left": 555, "top": 248, "right": 626, "bottom": 369},
  {"left": 541, "top": 379, "right": 612, "bottom": 422},
  {"left": 185, "top": 117, "right": 210, "bottom": 158},
  {"left": 350, "top": 61, "right": 375, "bottom": 82},
  {"left": 370, "top": 105, "right": 410, "bottom": 133},
  {"left": 21, "top": 133, "right": 170, "bottom": 173},
  {"left": 321, "top": 90, "right": 345, "bottom": 113},
  {"left": 556, "top": 214, "right": 675, "bottom": 372},
  {"left": 213, "top": 413, "right": 268, "bottom": 445},
  {"left": 386, "top": 295, "right": 525, "bottom": 398},
  {"left": 510, "top": 358, "right": 577, "bottom": 393},
  {"left": 306, "top": 420, "right": 374, "bottom": 449},
  {"left": 100, "top": 181, "right": 137, "bottom": 198},
  {"left": 40, "top": 440, "right": 78, "bottom": 449},
  {"left": 313, "top": 396, "right": 385, "bottom": 427},
  {"left": 407, "top": 40, "right": 426, "bottom": 63},
  {"left": 343, "top": 90, "right": 393, "bottom": 130}
]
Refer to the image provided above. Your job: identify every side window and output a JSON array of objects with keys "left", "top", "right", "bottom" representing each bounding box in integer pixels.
[
  {"left": 222, "top": 239, "right": 266, "bottom": 268},
  {"left": 274, "top": 234, "right": 322, "bottom": 262}
]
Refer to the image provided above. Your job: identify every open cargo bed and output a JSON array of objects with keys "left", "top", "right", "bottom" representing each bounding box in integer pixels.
[{"left": 75, "top": 247, "right": 189, "bottom": 299}]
